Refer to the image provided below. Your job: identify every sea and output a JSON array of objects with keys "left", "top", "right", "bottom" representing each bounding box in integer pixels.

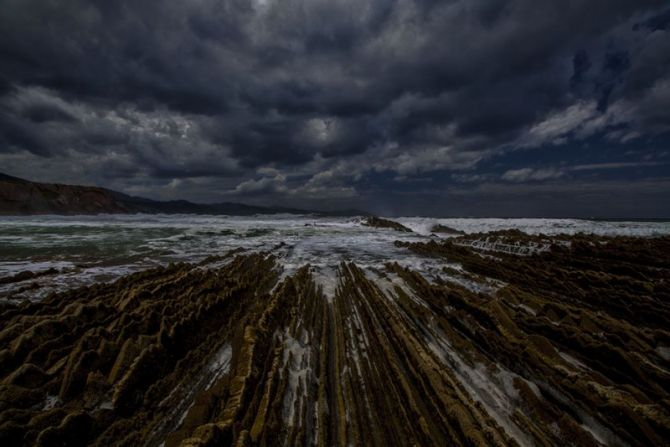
[{"left": 1, "top": 214, "right": 669, "bottom": 301}]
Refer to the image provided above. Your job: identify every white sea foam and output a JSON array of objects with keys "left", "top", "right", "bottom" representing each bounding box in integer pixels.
[
  {"left": 395, "top": 216, "right": 670, "bottom": 237},
  {"left": 1, "top": 214, "right": 668, "bottom": 300}
]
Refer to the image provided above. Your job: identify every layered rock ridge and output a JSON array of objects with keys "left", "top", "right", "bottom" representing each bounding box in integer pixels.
[{"left": 1, "top": 234, "right": 669, "bottom": 446}]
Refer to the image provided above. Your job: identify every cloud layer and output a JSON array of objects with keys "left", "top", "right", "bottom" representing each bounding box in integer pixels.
[{"left": 1, "top": 0, "right": 669, "bottom": 216}]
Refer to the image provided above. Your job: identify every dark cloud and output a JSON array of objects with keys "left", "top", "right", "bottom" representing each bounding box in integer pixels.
[
  {"left": 635, "top": 7, "right": 670, "bottom": 31},
  {"left": 22, "top": 104, "right": 76, "bottom": 124},
  {"left": 0, "top": 117, "right": 50, "bottom": 155},
  {"left": 0, "top": 0, "right": 669, "bottom": 215}
]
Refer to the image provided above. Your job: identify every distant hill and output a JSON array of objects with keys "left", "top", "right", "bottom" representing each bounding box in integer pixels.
[{"left": 0, "top": 173, "right": 362, "bottom": 216}]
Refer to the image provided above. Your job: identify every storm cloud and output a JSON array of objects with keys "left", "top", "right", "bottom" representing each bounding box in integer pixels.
[{"left": 1, "top": 0, "right": 669, "bottom": 216}]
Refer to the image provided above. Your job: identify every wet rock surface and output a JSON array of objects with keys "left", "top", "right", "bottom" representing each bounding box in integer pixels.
[
  {"left": 1, "top": 233, "right": 669, "bottom": 446},
  {"left": 0, "top": 268, "right": 60, "bottom": 286},
  {"left": 430, "top": 224, "right": 465, "bottom": 235},
  {"left": 362, "top": 216, "right": 412, "bottom": 232}
]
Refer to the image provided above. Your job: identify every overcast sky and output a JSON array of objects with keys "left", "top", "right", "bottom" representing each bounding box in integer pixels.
[{"left": 1, "top": 1, "right": 669, "bottom": 217}]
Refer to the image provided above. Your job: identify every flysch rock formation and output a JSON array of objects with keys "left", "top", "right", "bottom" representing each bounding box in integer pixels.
[{"left": 1, "top": 233, "right": 669, "bottom": 446}]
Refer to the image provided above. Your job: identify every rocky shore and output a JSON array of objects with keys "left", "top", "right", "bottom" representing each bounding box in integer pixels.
[{"left": 1, "top": 230, "right": 669, "bottom": 446}]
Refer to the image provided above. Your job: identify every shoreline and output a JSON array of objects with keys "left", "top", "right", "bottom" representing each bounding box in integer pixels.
[{"left": 1, "top": 232, "right": 669, "bottom": 445}]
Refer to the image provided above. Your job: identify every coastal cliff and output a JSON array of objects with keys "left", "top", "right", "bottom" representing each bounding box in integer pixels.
[{"left": 0, "top": 173, "right": 332, "bottom": 216}]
